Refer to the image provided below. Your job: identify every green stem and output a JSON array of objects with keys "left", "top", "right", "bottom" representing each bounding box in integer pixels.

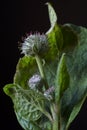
[
  {"left": 58, "top": 103, "right": 61, "bottom": 130},
  {"left": 53, "top": 119, "right": 58, "bottom": 130},
  {"left": 52, "top": 110, "right": 58, "bottom": 130},
  {"left": 35, "top": 54, "right": 49, "bottom": 89},
  {"left": 50, "top": 103, "right": 58, "bottom": 130},
  {"left": 51, "top": 103, "right": 62, "bottom": 130}
]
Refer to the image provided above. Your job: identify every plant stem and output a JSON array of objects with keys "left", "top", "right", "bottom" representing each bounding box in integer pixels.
[
  {"left": 53, "top": 120, "right": 58, "bottom": 130},
  {"left": 51, "top": 102, "right": 62, "bottom": 130},
  {"left": 50, "top": 103, "right": 58, "bottom": 130},
  {"left": 35, "top": 54, "right": 49, "bottom": 89},
  {"left": 53, "top": 106, "right": 58, "bottom": 130}
]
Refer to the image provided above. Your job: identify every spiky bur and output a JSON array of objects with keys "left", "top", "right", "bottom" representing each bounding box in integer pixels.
[{"left": 20, "top": 33, "right": 49, "bottom": 56}]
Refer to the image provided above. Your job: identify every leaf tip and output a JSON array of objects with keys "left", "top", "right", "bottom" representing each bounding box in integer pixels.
[{"left": 3, "top": 84, "right": 16, "bottom": 97}]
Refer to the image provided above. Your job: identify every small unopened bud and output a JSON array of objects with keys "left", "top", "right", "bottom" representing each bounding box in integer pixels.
[
  {"left": 20, "top": 33, "right": 48, "bottom": 56},
  {"left": 44, "top": 86, "right": 55, "bottom": 100},
  {"left": 28, "top": 74, "right": 43, "bottom": 90}
]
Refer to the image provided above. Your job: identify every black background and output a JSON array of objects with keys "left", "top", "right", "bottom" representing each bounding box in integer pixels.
[{"left": 1, "top": 0, "right": 87, "bottom": 130}]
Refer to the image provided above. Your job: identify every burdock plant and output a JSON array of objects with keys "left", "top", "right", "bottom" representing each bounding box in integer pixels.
[{"left": 3, "top": 3, "right": 87, "bottom": 130}]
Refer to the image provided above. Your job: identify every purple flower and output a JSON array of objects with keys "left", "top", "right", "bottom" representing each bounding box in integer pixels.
[{"left": 28, "top": 74, "right": 43, "bottom": 90}]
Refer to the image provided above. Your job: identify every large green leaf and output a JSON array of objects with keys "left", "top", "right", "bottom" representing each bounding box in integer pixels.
[
  {"left": 3, "top": 83, "right": 51, "bottom": 130},
  {"left": 60, "top": 24, "right": 87, "bottom": 130},
  {"left": 46, "top": 4, "right": 87, "bottom": 129},
  {"left": 46, "top": 4, "right": 87, "bottom": 127}
]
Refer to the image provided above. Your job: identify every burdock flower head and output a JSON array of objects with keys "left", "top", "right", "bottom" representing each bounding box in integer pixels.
[{"left": 20, "top": 33, "right": 49, "bottom": 56}]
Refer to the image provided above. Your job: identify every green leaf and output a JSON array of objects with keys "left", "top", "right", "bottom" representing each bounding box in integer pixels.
[
  {"left": 46, "top": 2, "right": 57, "bottom": 26},
  {"left": 46, "top": 23, "right": 63, "bottom": 54},
  {"left": 3, "top": 84, "right": 44, "bottom": 120},
  {"left": 55, "top": 53, "right": 70, "bottom": 102},
  {"left": 15, "top": 113, "right": 42, "bottom": 130},
  {"left": 60, "top": 24, "right": 78, "bottom": 52},
  {"left": 66, "top": 96, "right": 86, "bottom": 130},
  {"left": 46, "top": 3, "right": 63, "bottom": 53},
  {"left": 3, "top": 83, "right": 17, "bottom": 97},
  {"left": 13, "top": 55, "right": 58, "bottom": 93},
  {"left": 60, "top": 24, "right": 87, "bottom": 129},
  {"left": 61, "top": 81, "right": 87, "bottom": 130},
  {"left": 3, "top": 83, "right": 48, "bottom": 130},
  {"left": 14, "top": 56, "right": 37, "bottom": 89}
]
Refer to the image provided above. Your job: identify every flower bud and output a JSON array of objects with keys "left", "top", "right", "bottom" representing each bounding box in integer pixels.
[
  {"left": 28, "top": 74, "right": 43, "bottom": 90},
  {"left": 44, "top": 86, "right": 55, "bottom": 100},
  {"left": 20, "top": 33, "right": 48, "bottom": 56}
]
